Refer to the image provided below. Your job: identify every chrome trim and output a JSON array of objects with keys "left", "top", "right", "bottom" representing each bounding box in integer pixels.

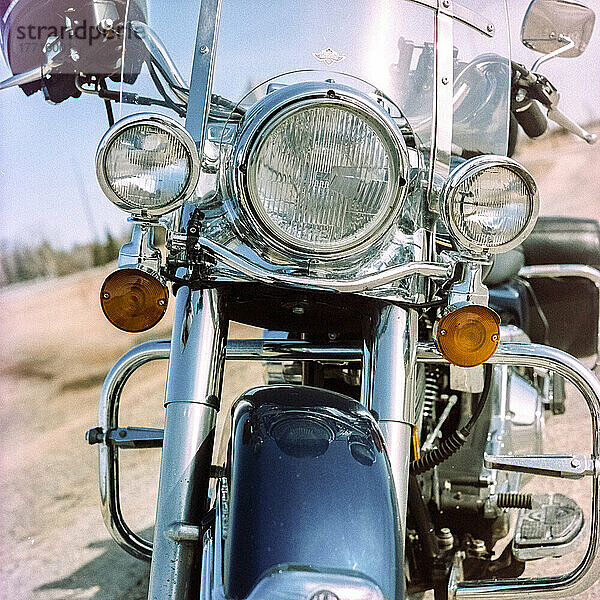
[
  {"left": 96, "top": 113, "right": 200, "bottom": 217},
  {"left": 229, "top": 82, "right": 410, "bottom": 259},
  {"left": 429, "top": 8, "right": 455, "bottom": 214},
  {"left": 185, "top": 0, "right": 222, "bottom": 148},
  {"left": 148, "top": 288, "right": 228, "bottom": 600},
  {"left": 441, "top": 155, "right": 540, "bottom": 254},
  {"left": 0, "top": 64, "right": 53, "bottom": 91},
  {"left": 226, "top": 339, "right": 362, "bottom": 361},
  {"left": 190, "top": 234, "right": 454, "bottom": 292},
  {"left": 117, "top": 221, "right": 162, "bottom": 273},
  {"left": 365, "top": 306, "right": 418, "bottom": 424},
  {"left": 363, "top": 305, "right": 418, "bottom": 597},
  {"left": 417, "top": 342, "right": 600, "bottom": 600},
  {"left": 518, "top": 264, "right": 600, "bottom": 369},
  {"left": 408, "top": 0, "right": 495, "bottom": 37},
  {"left": 484, "top": 453, "right": 597, "bottom": 480},
  {"left": 98, "top": 339, "right": 170, "bottom": 561},
  {"left": 105, "top": 426, "right": 163, "bottom": 448},
  {"left": 447, "top": 263, "right": 490, "bottom": 307},
  {"left": 531, "top": 36, "right": 575, "bottom": 73}
]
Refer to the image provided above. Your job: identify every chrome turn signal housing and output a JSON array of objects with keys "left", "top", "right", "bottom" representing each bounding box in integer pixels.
[
  {"left": 436, "top": 304, "right": 501, "bottom": 367},
  {"left": 442, "top": 156, "right": 539, "bottom": 255},
  {"left": 100, "top": 268, "right": 168, "bottom": 333}
]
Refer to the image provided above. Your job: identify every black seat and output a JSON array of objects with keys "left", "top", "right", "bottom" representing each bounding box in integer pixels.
[
  {"left": 521, "top": 216, "right": 600, "bottom": 269},
  {"left": 485, "top": 217, "right": 600, "bottom": 287}
]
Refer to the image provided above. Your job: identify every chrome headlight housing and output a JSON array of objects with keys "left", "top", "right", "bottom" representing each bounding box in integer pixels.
[
  {"left": 230, "top": 83, "right": 409, "bottom": 257},
  {"left": 442, "top": 156, "right": 539, "bottom": 254},
  {"left": 96, "top": 113, "right": 200, "bottom": 218}
]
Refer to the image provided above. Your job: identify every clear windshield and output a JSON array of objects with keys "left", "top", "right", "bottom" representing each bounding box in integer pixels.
[
  {"left": 120, "top": 0, "right": 510, "bottom": 161},
  {"left": 210, "top": 0, "right": 510, "bottom": 159},
  {"left": 116, "top": 1, "right": 200, "bottom": 123}
]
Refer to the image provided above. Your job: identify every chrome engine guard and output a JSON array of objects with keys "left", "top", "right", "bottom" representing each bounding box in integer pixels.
[{"left": 94, "top": 338, "right": 600, "bottom": 599}]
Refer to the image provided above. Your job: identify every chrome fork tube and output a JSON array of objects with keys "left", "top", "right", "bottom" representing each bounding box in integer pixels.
[
  {"left": 148, "top": 287, "right": 228, "bottom": 600},
  {"left": 362, "top": 305, "right": 418, "bottom": 593}
]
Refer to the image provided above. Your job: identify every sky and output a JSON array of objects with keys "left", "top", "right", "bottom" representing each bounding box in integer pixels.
[{"left": 0, "top": 0, "right": 599, "bottom": 250}]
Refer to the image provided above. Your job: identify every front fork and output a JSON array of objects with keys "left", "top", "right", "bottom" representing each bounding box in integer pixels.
[
  {"left": 148, "top": 287, "right": 228, "bottom": 600},
  {"left": 148, "top": 288, "right": 417, "bottom": 599}
]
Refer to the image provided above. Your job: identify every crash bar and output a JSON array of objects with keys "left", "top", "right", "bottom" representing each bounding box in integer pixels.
[
  {"left": 419, "top": 341, "right": 600, "bottom": 600},
  {"left": 96, "top": 338, "right": 600, "bottom": 600}
]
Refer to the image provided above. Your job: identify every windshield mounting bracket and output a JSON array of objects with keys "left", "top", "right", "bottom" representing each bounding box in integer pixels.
[{"left": 408, "top": 0, "right": 495, "bottom": 37}]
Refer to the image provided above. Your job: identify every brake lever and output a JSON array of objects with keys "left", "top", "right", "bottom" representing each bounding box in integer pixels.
[
  {"left": 547, "top": 105, "right": 597, "bottom": 145},
  {"left": 515, "top": 64, "right": 597, "bottom": 145},
  {"left": 0, "top": 34, "right": 64, "bottom": 92}
]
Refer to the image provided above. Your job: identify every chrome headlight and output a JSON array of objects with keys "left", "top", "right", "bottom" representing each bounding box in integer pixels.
[
  {"left": 231, "top": 83, "right": 409, "bottom": 257},
  {"left": 442, "top": 156, "right": 539, "bottom": 254},
  {"left": 96, "top": 114, "right": 200, "bottom": 218}
]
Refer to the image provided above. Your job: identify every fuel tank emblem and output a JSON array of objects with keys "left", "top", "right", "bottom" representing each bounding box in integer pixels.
[
  {"left": 309, "top": 592, "right": 340, "bottom": 600},
  {"left": 313, "top": 47, "right": 346, "bottom": 65}
]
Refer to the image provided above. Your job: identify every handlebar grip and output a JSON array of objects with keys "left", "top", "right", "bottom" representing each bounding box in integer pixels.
[{"left": 514, "top": 100, "right": 548, "bottom": 139}]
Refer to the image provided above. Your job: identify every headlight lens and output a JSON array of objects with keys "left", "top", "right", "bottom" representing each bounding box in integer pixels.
[
  {"left": 442, "top": 156, "right": 539, "bottom": 254},
  {"left": 96, "top": 114, "right": 199, "bottom": 217},
  {"left": 235, "top": 85, "right": 408, "bottom": 256}
]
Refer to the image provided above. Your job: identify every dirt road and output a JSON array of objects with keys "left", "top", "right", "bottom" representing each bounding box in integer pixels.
[{"left": 1, "top": 129, "right": 599, "bottom": 599}]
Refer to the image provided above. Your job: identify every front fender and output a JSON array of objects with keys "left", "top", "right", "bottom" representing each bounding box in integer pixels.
[{"left": 223, "top": 385, "right": 403, "bottom": 600}]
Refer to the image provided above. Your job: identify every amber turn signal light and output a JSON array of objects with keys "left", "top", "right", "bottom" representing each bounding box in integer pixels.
[
  {"left": 100, "top": 268, "right": 168, "bottom": 333},
  {"left": 436, "top": 305, "right": 500, "bottom": 368}
]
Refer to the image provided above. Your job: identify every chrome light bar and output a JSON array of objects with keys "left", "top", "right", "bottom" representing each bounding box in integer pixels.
[{"left": 172, "top": 233, "right": 454, "bottom": 292}]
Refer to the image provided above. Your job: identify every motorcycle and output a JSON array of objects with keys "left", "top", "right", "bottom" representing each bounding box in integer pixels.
[{"left": 2, "top": 0, "right": 600, "bottom": 598}]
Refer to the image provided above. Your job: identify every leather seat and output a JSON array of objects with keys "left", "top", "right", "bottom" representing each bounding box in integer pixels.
[
  {"left": 521, "top": 216, "right": 600, "bottom": 269},
  {"left": 485, "top": 217, "right": 600, "bottom": 287}
]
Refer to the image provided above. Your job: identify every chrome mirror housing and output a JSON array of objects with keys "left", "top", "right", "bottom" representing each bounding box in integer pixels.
[{"left": 521, "top": 0, "right": 595, "bottom": 58}]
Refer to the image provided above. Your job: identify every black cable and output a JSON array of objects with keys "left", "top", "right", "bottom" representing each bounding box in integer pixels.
[
  {"left": 411, "top": 363, "right": 493, "bottom": 475},
  {"left": 516, "top": 276, "right": 550, "bottom": 345},
  {"left": 99, "top": 80, "right": 115, "bottom": 127},
  {"left": 147, "top": 60, "right": 186, "bottom": 117}
]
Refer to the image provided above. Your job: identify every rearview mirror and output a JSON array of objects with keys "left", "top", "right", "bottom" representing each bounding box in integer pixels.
[{"left": 521, "top": 0, "right": 595, "bottom": 58}]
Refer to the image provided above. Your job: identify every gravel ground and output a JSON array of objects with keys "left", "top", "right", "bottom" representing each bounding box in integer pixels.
[{"left": 1, "top": 128, "right": 599, "bottom": 600}]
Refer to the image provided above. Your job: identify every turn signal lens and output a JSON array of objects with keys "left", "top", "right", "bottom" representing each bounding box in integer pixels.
[
  {"left": 436, "top": 305, "right": 500, "bottom": 368},
  {"left": 100, "top": 268, "right": 168, "bottom": 333}
]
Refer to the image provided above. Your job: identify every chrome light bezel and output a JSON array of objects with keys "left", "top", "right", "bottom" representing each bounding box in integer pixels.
[
  {"left": 228, "top": 82, "right": 410, "bottom": 259},
  {"left": 441, "top": 155, "right": 539, "bottom": 255},
  {"left": 96, "top": 113, "right": 200, "bottom": 218}
]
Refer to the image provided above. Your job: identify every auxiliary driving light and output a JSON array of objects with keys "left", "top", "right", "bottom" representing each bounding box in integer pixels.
[
  {"left": 100, "top": 268, "right": 168, "bottom": 333},
  {"left": 436, "top": 305, "right": 500, "bottom": 368},
  {"left": 442, "top": 155, "right": 539, "bottom": 255},
  {"left": 96, "top": 113, "right": 200, "bottom": 218}
]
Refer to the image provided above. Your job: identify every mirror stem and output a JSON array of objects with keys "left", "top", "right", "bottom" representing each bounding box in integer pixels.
[{"left": 531, "top": 35, "right": 574, "bottom": 72}]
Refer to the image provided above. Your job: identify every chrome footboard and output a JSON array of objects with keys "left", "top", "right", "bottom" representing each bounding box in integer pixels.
[{"left": 92, "top": 338, "right": 600, "bottom": 599}]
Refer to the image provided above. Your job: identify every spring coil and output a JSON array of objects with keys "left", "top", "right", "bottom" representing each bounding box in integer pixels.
[
  {"left": 496, "top": 493, "right": 533, "bottom": 510},
  {"left": 411, "top": 365, "right": 493, "bottom": 476},
  {"left": 423, "top": 367, "right": 440, "bottom": 420}
]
